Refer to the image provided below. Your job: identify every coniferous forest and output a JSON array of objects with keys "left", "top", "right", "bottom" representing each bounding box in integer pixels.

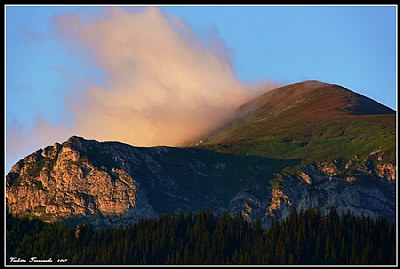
[{"left": 6, "top": 208, "right": 396, "bottom": 265}]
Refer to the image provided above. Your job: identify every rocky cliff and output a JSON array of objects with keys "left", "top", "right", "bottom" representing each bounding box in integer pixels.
[
  {"left": 6, "top": 137, "right": 156, "bottom": 226},
  {"left": 6, "top": 135, "right": 396, "bottom": 227}
]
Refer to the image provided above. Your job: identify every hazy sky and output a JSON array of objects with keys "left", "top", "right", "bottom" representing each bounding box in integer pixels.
[{"left": 5, "top": 5, "right": 397, "bottom": 173}]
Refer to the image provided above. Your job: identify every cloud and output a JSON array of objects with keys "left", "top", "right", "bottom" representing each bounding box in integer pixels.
[
  {"left": 6, "top": 6, "right": 277, "bottom": 172},
  {"left": 57, "top": 6, "right": 263, "bottom": 146}
]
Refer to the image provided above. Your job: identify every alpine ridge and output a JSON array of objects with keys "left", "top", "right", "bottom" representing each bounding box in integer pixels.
[{"left": 6, "top": 80, "right": 396, "bottom": 227}]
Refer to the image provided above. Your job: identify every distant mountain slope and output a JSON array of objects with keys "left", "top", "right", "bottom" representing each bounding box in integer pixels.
[
  {"left": 6, "top": 81, "right": 396, "bottom": 227},
  {"left": 195, "top": 80, "right": 395, "bottom": 164}
]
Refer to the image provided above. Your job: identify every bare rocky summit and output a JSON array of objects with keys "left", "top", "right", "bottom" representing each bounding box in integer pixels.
[{"left": 6, "top": 137, "right": 156, "bottom": 226}]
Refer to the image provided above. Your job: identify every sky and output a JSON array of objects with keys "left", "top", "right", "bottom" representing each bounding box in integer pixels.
[{"left": 5, "top": 5, "right": 397, "bottom": 174}]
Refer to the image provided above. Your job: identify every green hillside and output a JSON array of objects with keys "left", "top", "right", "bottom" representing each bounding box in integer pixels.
[{"left": 195, "top": 81, "right": 396, "bottom": 169}]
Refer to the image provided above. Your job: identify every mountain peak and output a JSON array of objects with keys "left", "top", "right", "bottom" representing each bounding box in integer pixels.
[
  {"left": 242, "top": 80, "right": 394, "bottom": 118},
  {"left": 65, "top": 135, "right": 91, "bottom": 144},
  {"left": 63, "top": 135, "right": 99, "bottom": 152},
  {"left": 195, "top": 80, "right": 395, "bottom": 163},
  {"left": 283, "top": 79, "right": 331, "bottom": 89}
]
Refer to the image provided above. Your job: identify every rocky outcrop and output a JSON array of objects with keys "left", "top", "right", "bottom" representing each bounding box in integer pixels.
[
  {"left": 6, "top": 137, "right": 155, "bottom": 225},
  {"left": 375, "top": 163, "right": 396, "bottom": 181},
  {"left": 299, "top": 172, "right": 312, "bottom": 185},
  {"left": 7, "top": 136, "right": 279, "bottom": 226},
  {"left": 266, "top": 160, "right": 396, "bottom": 223},
  {"left": 267, "top": 183, "right": 292, "bottom": 217},
  {"left": 344, "top": 150, "right": 396, "bottom": 181},
  {"left": 228, "top": 191, "right": 269, "bottom": 223},
  {"left": 6, "top": 136, "right": 396, "bottom": 227}
]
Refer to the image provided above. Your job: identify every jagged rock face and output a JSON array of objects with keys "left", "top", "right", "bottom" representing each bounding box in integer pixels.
[
  {"left": 6, "top": 136, "right": 282, "bottom": 226},
  {"left": 6, "top": 136, "right": 396, "bottom": 227},
  {"left": 267, "top": 163, "right": 396, "bottom": 222},
  {"left": 6, "top": 137, "right": 155, "bottom": 225}
]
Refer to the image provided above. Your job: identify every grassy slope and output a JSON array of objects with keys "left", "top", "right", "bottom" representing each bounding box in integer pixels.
[{"left": 195, "top": 81, "right": 396, "bottom": 169}]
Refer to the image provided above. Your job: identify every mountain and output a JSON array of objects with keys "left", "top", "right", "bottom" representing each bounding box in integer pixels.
[
  {"left": 194, "top": 80, "right": 395, "bottom": 163},
  {"left": 6, "top": 136, "right": 296, "bottom": 226},
  {"left": 6, "top": 80, "right": 396, "bottom": 227}
]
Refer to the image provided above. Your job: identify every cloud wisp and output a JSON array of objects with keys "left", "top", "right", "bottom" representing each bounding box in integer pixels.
[
  {"left": 57, "top": 7, "right": 266, "bottom": 146},
  {"left": 7, "top": 7, "right": 277, "bottom": 172}
]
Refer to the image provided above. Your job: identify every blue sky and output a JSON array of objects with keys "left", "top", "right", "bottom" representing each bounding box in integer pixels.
[
  {"left": 161, "top": 5, "right": 397, "bottom": 105},
  {"left": 5, "top": 5, "right": 397, "bottom": 173}
]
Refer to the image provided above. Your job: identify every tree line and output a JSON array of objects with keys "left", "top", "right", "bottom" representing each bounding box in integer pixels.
[{"left": 6, "top": 207, "right": 396, "bottom": 265}]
